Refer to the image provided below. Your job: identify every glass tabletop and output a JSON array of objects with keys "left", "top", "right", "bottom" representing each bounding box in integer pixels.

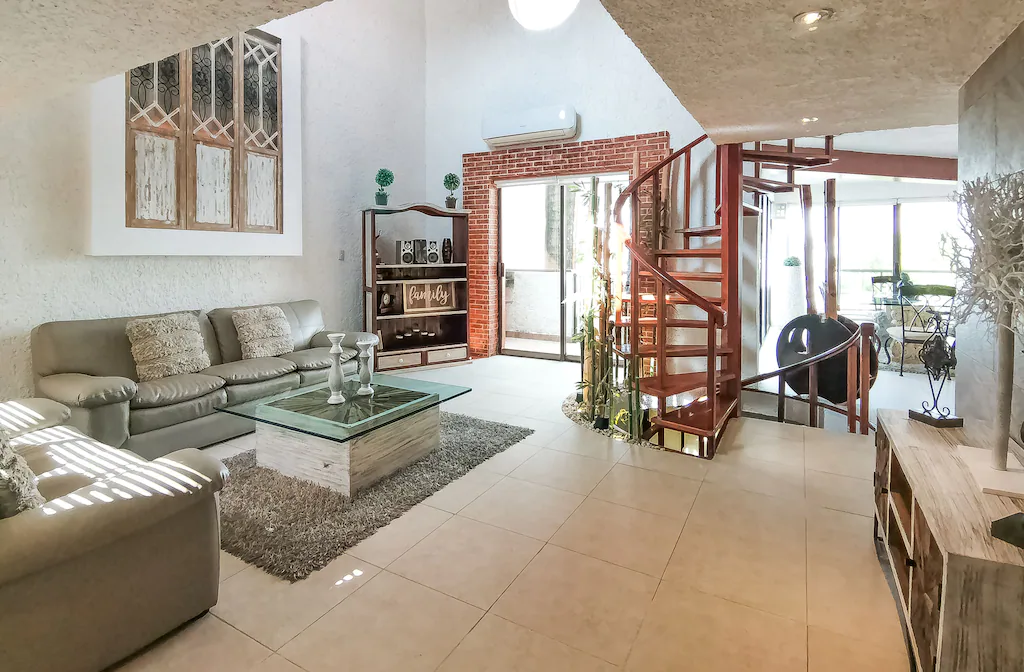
[{"left": 217, "top": 373, "right": 471, "bottom": 444}]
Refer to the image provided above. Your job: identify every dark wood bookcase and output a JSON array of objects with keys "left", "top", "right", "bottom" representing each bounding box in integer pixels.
[{"left": 362, "top": 203, "right": 470, "bottom": 371}]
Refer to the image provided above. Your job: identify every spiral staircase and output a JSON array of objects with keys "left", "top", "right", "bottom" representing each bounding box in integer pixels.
[{"left": 611, "top": 137, "right": 832, "bottom": 457}]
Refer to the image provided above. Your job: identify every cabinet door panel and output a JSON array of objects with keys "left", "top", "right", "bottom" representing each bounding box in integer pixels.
[{"left": 911, "top": 501, "right": 942, "bottom": 672}]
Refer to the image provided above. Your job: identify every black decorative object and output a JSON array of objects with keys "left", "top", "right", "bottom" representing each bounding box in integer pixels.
[
  {"left": 901, "top": 282, "right": 962, "bottom": 427},
  {"left": 442, "top": 238, "right": 453, "bottom": 264},
  {"left": 908, "top": 326, "right": 963, "bottom": 427},
  {"left": 776, "top": 314, "right": 877, "bottom": 404}
]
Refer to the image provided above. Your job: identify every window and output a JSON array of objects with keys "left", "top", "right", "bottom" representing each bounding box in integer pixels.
[
  {"left": 837, "top": 204, "right": 895, "bottom": 319},
  {"left": 835, "top": 200, "right": 964, "bottom": 317},
  {"left": 125, "top": 30, "right": 282, "bottom": 233}
]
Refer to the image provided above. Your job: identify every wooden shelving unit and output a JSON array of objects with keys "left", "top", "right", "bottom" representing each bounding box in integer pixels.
[
  {"left": 362, "top": 203, "right": 470, "bottom": 371},
  {"left": 874, "top": 410, "right": 1024, "bottom": 671}
]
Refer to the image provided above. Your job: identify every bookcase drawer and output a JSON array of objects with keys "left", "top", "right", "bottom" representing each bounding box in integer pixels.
[
  {"left": 377, "top": 352, "right": 423, "bottom": 370},
  {"left": 427, "top": 346, "right": 468, "bottom": 364}
]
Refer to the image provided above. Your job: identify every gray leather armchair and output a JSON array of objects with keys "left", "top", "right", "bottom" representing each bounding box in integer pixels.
[{"left": 0, "top": 397, "right": 227, "bottom": 672}]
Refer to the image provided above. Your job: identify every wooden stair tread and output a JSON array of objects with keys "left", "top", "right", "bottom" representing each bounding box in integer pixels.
[
  {"left": 622, "top": 295, "right": 723, "bottom": 305},
  {"left": 743, "top": 176, "right": 799, "bottom": 193},
  {"left": 639, "top": 371, "right": 736, "bottom": 397},
  {"left": 637, "top": 270, "right": 722, "bottom": 281},
  {"left": 741, "top": 149, "right": 833, "bottom": 167},
  {"left": 613, "top": 318, "right": 709, "bottom": 328},
  {"left": 653, "top": 249, "right": 722, "bottom": 258},
  {"left": 681, "top": 226, "right": 722, "bottom": 237},
  {"left": 715, "top": 202, "right": 761, "bottom": 217},
  {"left": 652, "top": 394, "right": 739, "bottom": 437},
  {"left": 619, "top": 344, "right": 734, "bottom": 357}
]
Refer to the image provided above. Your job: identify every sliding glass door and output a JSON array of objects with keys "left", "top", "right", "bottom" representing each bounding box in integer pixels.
[{"left": 498, "top": 174, "right": 628, "bottom": 361}]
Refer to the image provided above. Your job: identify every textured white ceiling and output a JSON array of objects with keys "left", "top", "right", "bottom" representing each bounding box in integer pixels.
[
  {"left": 0, "top": 0, "right": 325, "bottom": 104},
  {"left": 795, "top": 125, "right": 959, "bottom": 158},
  {"left": 599, "top": 0, "right": 1024, "bottom": 143}
]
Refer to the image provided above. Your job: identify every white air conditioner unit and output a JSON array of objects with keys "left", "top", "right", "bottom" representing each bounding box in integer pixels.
[{"left": 482, "top": 104, "right": 578, "bottom": 149}]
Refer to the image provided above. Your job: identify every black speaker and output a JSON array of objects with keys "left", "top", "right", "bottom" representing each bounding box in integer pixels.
[
  {"left": 413, "top": 239, "right": 428, "bottom": 264},
  {"left": 426, "top": 241, "right": 440, "bottom": 264},
  {"left": 395, "top": 241, "right": 414, "bottom": 264}
]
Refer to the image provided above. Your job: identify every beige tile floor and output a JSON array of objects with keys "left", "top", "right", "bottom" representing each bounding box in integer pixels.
[{"left": 114, "top": 356, "right": 910, "bottom": 672}]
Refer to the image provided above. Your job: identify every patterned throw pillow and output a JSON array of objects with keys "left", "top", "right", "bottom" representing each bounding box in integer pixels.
[
  {"left": 0, "top": 429, "right": 45, "bottom": 519},
  {"left": 232, "top": 306, "right": 294, "bottom": 359},
  {"left": 126, "top": 312, "right": 212, "bottom": 382}
]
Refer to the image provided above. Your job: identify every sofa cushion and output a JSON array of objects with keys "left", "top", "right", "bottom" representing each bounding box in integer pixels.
[
  {"left": 202, "top": 357, "right": 297, "bottom": 385},
  {"left": 279, "top": 347, "right": 357, "bottom": 371},
  {"left": 208, "top": 300, "right": 327, "bottom": 362},
  {"left": 224, "top": 373, "right": 300, "bottom": 405},
  {"left": 0, "top": 431, "right": 45, "bottom": 518},
  {"left": 129, "top": 389, "right": 228, "bottom": 435},
  {"left": 126, "top": 312, "right": 212, "bottom": 382},
  {"left": 232, "top": 306, "right": 294, "bottom": 360},
  {"left": 297, "top": 358, "right": 357, "bottom": 386},
  {"left": 131, "top": 373, "right": 226, "bottom": 410}
]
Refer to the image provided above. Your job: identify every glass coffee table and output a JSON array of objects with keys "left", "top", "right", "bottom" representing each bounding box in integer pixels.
[{"left": 218, "top": 373, "right": 470, "bottom": 497}]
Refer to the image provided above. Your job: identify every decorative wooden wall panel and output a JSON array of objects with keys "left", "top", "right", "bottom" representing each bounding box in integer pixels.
[{"left": 126, "top": 30, "right": 282, "bottom": 234}]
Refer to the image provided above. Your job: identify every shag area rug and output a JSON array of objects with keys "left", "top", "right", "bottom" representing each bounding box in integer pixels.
[{"left": 219, "top": 412, "right": 533, "bottom": 582}]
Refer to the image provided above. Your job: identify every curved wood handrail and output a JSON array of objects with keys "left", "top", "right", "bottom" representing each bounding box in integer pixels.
[
  {"left": 610, "top": 133, "right": 722, "bottom": 320},
  {"left": 624, "top": 240, "right": 726, "bottom": 322},
  {"left": 613, "top": 134, "right": 710, "bottom": 217},
  {"left": 740, "top": 325, "right": 862, "bottom": 387}
]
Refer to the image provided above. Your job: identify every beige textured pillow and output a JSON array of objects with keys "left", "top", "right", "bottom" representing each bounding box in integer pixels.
[
  {"left": 126, "top": 312, "right": 211, "bottom": 382},
  {"left": 0, "top": 429, "right": 45, "bottom": 519},
  {"left": 232, "top": 306, "right": 294, "bottom": 359}
]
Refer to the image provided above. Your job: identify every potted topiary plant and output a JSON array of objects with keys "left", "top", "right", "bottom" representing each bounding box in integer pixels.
[
  {"left": 443, "top": 173, "right": 461, "bottom": 209},
  {"left": 375, "top": 168, "right": 394, "bottom": 206},
  {"left": 773, "top": 256, "right": 805, "bottom": 325}
]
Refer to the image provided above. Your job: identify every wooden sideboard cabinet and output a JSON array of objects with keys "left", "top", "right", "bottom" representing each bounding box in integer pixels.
[{"left": 875, "top": 410, "right": 1024, "bottom": 671}]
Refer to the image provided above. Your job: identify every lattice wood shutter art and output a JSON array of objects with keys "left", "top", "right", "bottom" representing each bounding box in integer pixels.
[{"left": 126, "top": 30, "right": 282, "bottom": 234}]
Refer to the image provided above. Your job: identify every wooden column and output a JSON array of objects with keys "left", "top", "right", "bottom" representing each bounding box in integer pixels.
[
  {"left": 825, "top": 178, "right": 838, "bottom": 319},
  {"left": 720, "top": 143, "right": 743, "bottom": 401},
  {"left": 800, "top": 185, "right": 816, "bottom": 314}
]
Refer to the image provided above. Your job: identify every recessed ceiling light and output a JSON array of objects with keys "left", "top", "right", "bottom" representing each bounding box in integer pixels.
[
  {"left": 794, "top": 8, "right": 834, "bottom": 28},
  {"left": 801, "top": 117, "right": 819, "bottom": 124}
]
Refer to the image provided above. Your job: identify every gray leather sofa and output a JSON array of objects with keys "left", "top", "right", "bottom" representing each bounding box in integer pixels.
[
  {"left": 32, "top": 300, "right": 366, "bottom": 459},
  {"left": 0, "top": 397, "right": 227, "bottom": 672}
]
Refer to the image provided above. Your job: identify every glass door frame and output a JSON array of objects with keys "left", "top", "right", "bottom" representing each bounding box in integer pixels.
[
  {"left": 497, "top": 181, "right": 571, "bottom": 362},
  {"left": 496, "top": 172, "right": 628, "bottom": 363}
]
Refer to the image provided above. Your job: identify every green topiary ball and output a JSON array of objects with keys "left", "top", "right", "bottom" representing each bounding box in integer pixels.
[
  {"left": 783, "top": 256, "right": 801, "bottom": 267},
  {"left": 443, "top": 173, "right": 461, "bottom": 193},
  {"left": 375, "top": 168, "right": 395, "bottom": 189}
]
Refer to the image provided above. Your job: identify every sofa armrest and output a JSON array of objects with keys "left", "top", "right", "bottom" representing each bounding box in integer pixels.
[
  {"left": 0, "top": 398, "right": 71, "bottom": 438},
  {"left": 36, "top": 373, "right": 137, "bottom": 409},
  {"left": 310, "top": 330, "right": 379, "bottom": 349},
  {"left": 0, "top": 447, "right": 225, "bottom": 585}
]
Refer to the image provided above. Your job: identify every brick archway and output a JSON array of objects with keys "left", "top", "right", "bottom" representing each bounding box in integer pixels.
[{"left": 462, "top": 131, "right": 671, "bottom": 358}]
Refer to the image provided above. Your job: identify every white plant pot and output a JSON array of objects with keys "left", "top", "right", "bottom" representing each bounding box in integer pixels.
[{"left": 772, "top": 265, "right": 806, "bottom": 327}]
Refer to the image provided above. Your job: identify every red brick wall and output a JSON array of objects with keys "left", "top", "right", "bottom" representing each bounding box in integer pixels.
[{"left": 462, "top": 132, "right": 671, "bottom": 358}]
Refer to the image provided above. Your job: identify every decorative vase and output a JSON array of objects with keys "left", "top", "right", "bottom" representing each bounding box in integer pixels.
[
  {"left": 442, "top": 238, "right": 453, "bottom": 264},
  {"left": 327, "top": 333, "right": 347, "bottom": 404},
  {"left": 356, "top": 339, "right": 375, "bottom": 396},
  {"left": 445, "top": 195, "right": 457, "bottom": 209},
  {"left": 375, "top": 192, "right": 388, "bottom": 206}
]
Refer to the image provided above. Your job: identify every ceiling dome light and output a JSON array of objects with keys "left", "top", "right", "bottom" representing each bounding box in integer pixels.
[
  {"left": 793, "top": 8, "right": 834, "bottom": 28},
  {"left": 801, "top": 117, "right": 819, "bottom": 124},
  {"left": 509, "top": 0, "right": 580, "bottom": 31}
]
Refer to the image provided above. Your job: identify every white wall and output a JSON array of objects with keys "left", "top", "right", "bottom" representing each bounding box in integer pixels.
[
  {"left": 0, "top": 0, "right": 426, "bottom": 399},
  {"left": 424, "top": 0, "right": 708, "bottom": 204}
]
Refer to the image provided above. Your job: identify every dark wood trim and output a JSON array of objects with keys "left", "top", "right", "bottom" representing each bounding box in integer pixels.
[
  {"left": 825, "top": 178, "right": 838, "bottom": 319},
  {"left": 762, "top": 144, "right": 957, "bottom": 181}
]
